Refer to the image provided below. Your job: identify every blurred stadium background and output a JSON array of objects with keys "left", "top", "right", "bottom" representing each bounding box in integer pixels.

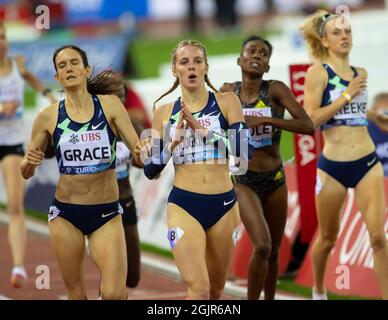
[{"left": 1, "top": 0, "right": 388, "bottom": 299}]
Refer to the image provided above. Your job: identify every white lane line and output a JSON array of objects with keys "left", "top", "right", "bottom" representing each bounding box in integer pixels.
[
  {"left": 0, "top": 212, "right": 49, "bottom": 236},
  {"left": 141, "top": 253, "right": 306, "bottom": 300}
]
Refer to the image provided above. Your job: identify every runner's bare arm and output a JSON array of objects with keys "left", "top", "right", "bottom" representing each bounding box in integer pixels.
[
  {"left": 104, "top": 95, "right": 141, "bottom": 165},
  {"left": 141, "top": 103, "right": 175, "bottom": 179},
  {"left": 267, "top": 80, "right": 314, "bottom": 134},
  {"left": 20, "top": 107, "right": 52, "bottom": 179},
  {"left": 214, "top": 92, "right": 253, "bottom": 160},
  {"left": 15, "top": 55, "right": 57, "bottom": 104},
  {"left": 304, "top": 64, "right": 362, "bottom": 127},
  {"left": 219, "top": 82, "right": 235, "bottom": 93},
  {"left": 216, "top": 91, "right": 245, "bottom": 125}
]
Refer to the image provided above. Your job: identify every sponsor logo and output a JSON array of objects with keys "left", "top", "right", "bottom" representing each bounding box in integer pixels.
[
  {"left": 91, "top": 122, "right": 104, "bottom": 130},
  {"left": 292, "top": 70, "right": 307, "bottom": 93},
  {"left": 80, "top": 132, "right": 102, "bottom": 142},
  {"left": 224, "top": 198, "right": 235, "bottom": 206},
  {"left": 243, "top": 108, "right": 269, "bottom": 117},
  {"left": 284, "top": 190, "right": 301, "bottom": 238},
  {"left": 367, "top": 157, "right": 376, "bottom": 167},
  {"left": 297, "top": 134, "right": 316, "bottom": 166},
  {"left": 69, "top": 133, "right": 79, "bottom": 144},
  {"left": 101, "top": 211, "right": 116, "bottom": 218},
  {"left": 255, "top": 100, "right": 268, "bottom": 109},
  {"left": 198, "top": 118, "right": 211, "bottom": 127},
  {"left": 274, "top": 170, "right": 282, "bottom": 181}
]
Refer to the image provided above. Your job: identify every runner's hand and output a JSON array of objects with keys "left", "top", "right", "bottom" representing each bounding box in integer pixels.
[
  {"left": 170, "top": 110, "right": 187, "bottom": 150},
  {"left": 136, "top": 138, "right": 152, "bottom": 165},
  {"left": 244, "top": 115, "right": 268, "bottom": 128},
  {"left": 346, "top": 75, "right": 367, "bottom": 98},
  {"left": 181, "top": 100, "right": 207, "bottom": 136},
  {"left": 26, "top": 148, "right": 45, "bottom": 166}
]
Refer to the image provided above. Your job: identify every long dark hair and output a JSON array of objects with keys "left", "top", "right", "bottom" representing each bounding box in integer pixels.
[{"left": 53, "top": 45, "right": 123, "bottom": 96}]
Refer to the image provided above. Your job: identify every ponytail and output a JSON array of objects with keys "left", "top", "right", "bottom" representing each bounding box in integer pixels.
[
  {"left": 86, "top": 69, "right": 123, "bottom": 96},
  {"left": 300, "top": 10, "right": 338, "bottom": 61},
  {"left": 205, "top": 74, "right": 218, "bottom": 93},
  {"left": 153, "top": 78, "right": 179, "bottom": 111}
]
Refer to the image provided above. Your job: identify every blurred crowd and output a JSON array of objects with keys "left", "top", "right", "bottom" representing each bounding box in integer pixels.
[
  {"left": 186, "top": 0, "right": 385, "bottom": 34},
  {"left": 0, "top": 0, "right": 386, "bottom": 37}
]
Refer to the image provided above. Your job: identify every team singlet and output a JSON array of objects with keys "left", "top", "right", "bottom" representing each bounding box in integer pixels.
[
  {"left": 168, "top": 92, "right": 229, "bottom": 163},
  {"left": 53, "top": 95, "right": 117, "bottom": 175},
  {"left": 234, "top": 80, "right": 284, "bottom": 149},
  {"left": 0, "top": 58, "right": 25, "bottom": 146},
  {"left": 321, "top": 64, "right": 368, "bottom": 130}
]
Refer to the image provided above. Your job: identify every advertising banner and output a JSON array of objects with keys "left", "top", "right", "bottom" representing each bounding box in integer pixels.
[
  {"left": 290, "top": 64, "right": 322, "bottom": 243},
  {"left": 296, "top": 180, "right": 388, "bottom": 298},
  {"left": 9, "top": 34, "right": 129, "bottom": 84}
]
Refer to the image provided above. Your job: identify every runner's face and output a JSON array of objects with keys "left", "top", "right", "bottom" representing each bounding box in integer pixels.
[
  {"left": 0, "top": 27, "right": 8, "bottom": 59},
  {"left": 239, "top": 40, "right": 270, "bottom": 76},
  {"left": 173, "top": 45, "right": 208, "bottom": 90},
  {"left": 322, "top": 18, "right": 353, "bottom": 55},
  {"left": 373, "top": 99, "right": 388, "bottom": 115},
  {"left": 54, "top": 48, "right": 90, "bottom": 89}
]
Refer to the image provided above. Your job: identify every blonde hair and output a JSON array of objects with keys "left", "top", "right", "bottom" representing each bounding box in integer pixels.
[
  {"left": 153, "top": 40, "right": 218, "bottom": 110},
  {"left": 300, "top": 10, "right": 340, "bottom": 61},
  {"left": 374, "top": 92, "right": 388, "bottom": 103}
]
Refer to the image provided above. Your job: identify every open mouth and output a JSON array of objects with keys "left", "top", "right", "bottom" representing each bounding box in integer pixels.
[
  {"left": 341, "top": 43, "right": 349, "bottom": 48},
  {"left": 66, "top": 75, "right": 76, "bottom": 80},
  {"left": 188, "top": 74, "right": 197, "bottom": 80},
  {"left": 250, "top": 61, "right": 261, "bottom": 68}
]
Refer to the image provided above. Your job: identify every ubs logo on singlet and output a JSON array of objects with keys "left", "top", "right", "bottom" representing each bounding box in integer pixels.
[
  {"left": 69, "top": 134, "right": 79, "bottom": 144},
  {"left": 198, "top": 118, "right": 211, "bottom": 127},
  {"left": 68, "top": 132, "right": 102, "bottom": 144}
]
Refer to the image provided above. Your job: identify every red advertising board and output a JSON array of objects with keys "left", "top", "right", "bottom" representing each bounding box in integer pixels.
[
  {"left": 296, "top": 180, "right": 388, "bottom": 298},
  {"left": 289, "top": 64, "right": 322, "bottom": 244}
]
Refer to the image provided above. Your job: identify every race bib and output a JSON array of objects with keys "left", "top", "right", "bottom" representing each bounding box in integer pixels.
[
  {"left": 60, "top": 130, "right": 112, "bottom": 167},
  {"left": 330, "top": 89, "right": 368, "bottom": 120},
  {"left": 243, "top": 107, "right": 273, "bottom": 148},
  {"left": 170, "top": 114, "right": 224, "bottom": 162},
  {"left": 115, "top": 141, "right": 131, "bottom": 178}
]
